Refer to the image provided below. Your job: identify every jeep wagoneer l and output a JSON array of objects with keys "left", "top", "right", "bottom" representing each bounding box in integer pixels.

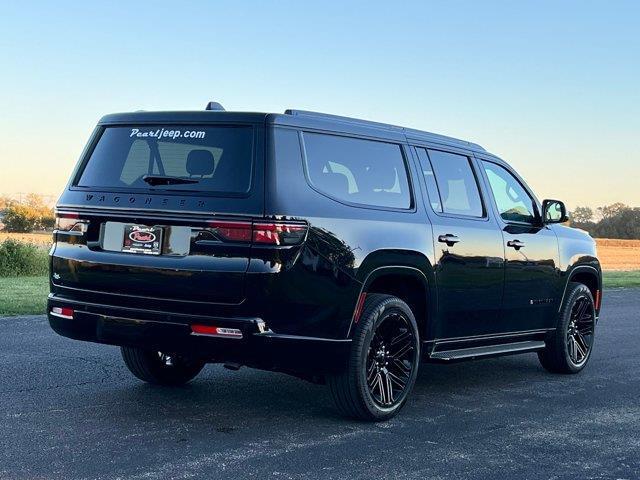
[{"left": 48, "top": 103, "right": 602, "bottom": 420}]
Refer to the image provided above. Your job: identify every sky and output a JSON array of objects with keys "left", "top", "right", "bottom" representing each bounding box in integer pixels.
[{"left": 0, "top": 0, "right": 638, "bottom": 210}]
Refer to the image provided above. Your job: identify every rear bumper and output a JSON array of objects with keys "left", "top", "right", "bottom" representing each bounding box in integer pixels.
[{"left": 47, "top": 294, "right": 351, "bottom": 375}]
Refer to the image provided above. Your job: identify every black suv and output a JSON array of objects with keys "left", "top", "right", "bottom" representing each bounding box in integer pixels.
[{"left": 49, "top": 105, "right": 602, "bottom": 420}]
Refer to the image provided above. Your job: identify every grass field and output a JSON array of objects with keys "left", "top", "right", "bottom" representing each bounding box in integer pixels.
[
  {"left": 0, "top": 271, "right": 639, "bottom": 317},
  {"left": 601, "top": 270, "right": 640, "bottom": 288},
  {"left": 0, "top": 276, "right": 48, "bottom": 316}
]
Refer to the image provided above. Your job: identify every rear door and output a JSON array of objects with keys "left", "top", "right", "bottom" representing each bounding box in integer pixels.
[
  {"left": 53, "top": 122, "right": 264, "bottom": 307},
  {"left": 413, "top": 147, "right": 506, "bottom": 339}
]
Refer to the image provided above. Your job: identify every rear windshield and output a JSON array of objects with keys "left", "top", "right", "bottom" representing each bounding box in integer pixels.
[{"left": 76, "top": 125, "right": 253, "bottom": 194}]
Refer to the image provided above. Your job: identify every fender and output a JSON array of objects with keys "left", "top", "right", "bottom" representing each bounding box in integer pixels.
[{"left": 559, "top": 263, "right": 603, "bottom": 314}]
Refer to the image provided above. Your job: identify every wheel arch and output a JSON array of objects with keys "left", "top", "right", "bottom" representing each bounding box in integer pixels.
[
  {"left": 348, "top": 260, "right": 435, "bottom": 340},
  {"left": 562, "top": 265, "right": 603, "bottom": 314}
]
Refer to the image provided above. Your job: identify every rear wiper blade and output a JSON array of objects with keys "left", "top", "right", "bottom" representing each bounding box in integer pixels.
[{"left": 142, "top": 175, "right": 199, "bottom": 186}]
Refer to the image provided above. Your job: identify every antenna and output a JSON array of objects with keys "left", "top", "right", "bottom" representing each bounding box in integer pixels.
[{"left": 205, "top": 102, "right": 225, "bottom": 111}]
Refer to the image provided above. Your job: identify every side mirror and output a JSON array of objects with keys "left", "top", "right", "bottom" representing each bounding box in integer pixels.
[{"left": 542, "top": 199, "right": 569, "bottom": 224}]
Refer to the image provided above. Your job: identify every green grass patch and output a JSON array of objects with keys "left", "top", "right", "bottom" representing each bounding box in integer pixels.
[
  {"left": 0, "top": 276, "right": 48, "bottom": 316},
  {"left": 602, "top": 270, "right": 640, "bottom": 289}
]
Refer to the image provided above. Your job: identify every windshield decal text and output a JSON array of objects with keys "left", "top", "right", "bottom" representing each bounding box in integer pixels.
[{"left": 129, "top": 128, "right": 206, "bottom": 140}]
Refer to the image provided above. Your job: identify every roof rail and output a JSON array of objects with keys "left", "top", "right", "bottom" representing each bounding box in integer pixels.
[
  {"left": 285, "top": 109, "right": 403, "bottom": 132},
  {"left": 284, "top": 109, "right": 485, "bottom": 151}
]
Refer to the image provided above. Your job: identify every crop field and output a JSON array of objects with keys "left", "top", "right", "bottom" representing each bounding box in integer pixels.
[
  {"left": 596, "top": 238, "right": 640, "bottom": 271},
  {"left": 0, "top": 232, "right": 51, "bottom": 248}
]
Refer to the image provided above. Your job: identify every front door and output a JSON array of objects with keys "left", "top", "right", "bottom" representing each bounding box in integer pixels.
[
  {"left": 480, "top": 159, "right": 563, "bottom": 331},
  {"left": 414, "top": 147, "right": 505, "bottom": 340}
]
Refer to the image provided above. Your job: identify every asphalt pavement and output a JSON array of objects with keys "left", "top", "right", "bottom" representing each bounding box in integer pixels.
[{"left": 1, "top": 288, "right": 639, "bottom": 480}]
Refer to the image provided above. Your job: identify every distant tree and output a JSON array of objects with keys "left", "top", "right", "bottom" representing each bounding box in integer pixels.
[
  {"left": 2, "top": 204, "right": 34, "bottom": 232},
  {"left": 570, "top": 206, "right": 594, "bottom": 224},
  {"left": 593, "top": 207, "right": 640, "bottom": 239},
  {"left": 2, "top": 194, "right": 54, "bottom": 232},
  {"left": 23, "top": 193, "right": 53, "bottom": 211},
  {"left": 0, "top": 196, "right": 14, "bottom": 211},
  {"left": 597, "top": 202, "right": 629, "bottom": 220}
]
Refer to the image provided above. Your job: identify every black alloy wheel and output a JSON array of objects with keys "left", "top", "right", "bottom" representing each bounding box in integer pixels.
[
  {"left": 366, "top": 312, "right": 417, "bottom": 407},
  {"left": 328, "top": 293, "right": 420, "bottom": 421},
  {"left": 538, "top": 282, "right": 597, "bottom": 374},
  {"left": 565, "top": 294, "right": 596, "bottom": 368}
]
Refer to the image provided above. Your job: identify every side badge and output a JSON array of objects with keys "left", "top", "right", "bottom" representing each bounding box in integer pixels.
[{"left": 530, "top": 298, "right": 553, "bottom": 305}]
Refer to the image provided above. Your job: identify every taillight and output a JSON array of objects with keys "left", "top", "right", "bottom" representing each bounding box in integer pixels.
[
  {"left": 55, "top": 212, "right": 88, "bottom": 233},
  {"left": 205, "top": 220, "right": 307, "bottom": 246},
  {"left": 252, "top": 222, "right": 307, "bottom": 245},
  {"left": 206, "top": 221, "right": 252, "bottom": 242}
]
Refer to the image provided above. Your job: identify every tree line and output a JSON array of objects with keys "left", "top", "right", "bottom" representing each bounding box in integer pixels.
[{"left": 570, "top": 203, "right": 640, "bottom": 239}]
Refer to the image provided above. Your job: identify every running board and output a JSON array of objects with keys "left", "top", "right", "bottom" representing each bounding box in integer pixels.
[{"left": 429, "top": 340, "right": 546, "bottom": 362}]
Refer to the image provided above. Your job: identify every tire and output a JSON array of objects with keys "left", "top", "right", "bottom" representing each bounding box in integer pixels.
[
  {"left": 121, "top": 346, "right": 205, "bottom": 385},
  {"left": 328, "top": 294, "right": 420, "bottom": 421},
  {"left": 538, "top": 282, "right": 596, "bottom": 374}
]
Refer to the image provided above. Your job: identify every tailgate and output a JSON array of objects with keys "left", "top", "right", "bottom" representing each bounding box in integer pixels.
[{"left": 52, "top": 210, "right": 254, "bottom": 304}]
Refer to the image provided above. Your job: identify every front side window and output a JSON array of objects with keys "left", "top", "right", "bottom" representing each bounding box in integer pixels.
[
  {"left": 76, "top": 125, "right": 253, "bottom": 194},
  {"left": 302, "top": 132, "right": 411, "bottom": 209},
  {"left": 427, "top": 149, "right": 484, "bottom": 217},
  {"left": 482, "top": 161, "right": 537, "bottom": 223}
]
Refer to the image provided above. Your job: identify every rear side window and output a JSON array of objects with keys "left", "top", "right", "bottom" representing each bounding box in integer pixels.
[
  {"left": 415, "top": 147, "right": 442, "bottom": 212},
  {"left": 302, "top": 132, "right": 411, "bottom": 209},
  {"left": 425, "top": 149, "right": 484, "bottom": 217},
  {"left": 76, "top": 126, "right": 253, "bottom": 194}
]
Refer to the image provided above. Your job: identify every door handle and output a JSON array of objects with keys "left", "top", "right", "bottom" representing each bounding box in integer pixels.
[
  {"left": 507, "top": 239, "right": 525, "bottom": 250},
  {"left": 438, "top": 234, "right": 460, "bottom": 246}
]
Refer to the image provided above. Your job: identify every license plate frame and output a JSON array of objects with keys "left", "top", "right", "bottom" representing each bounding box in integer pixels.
[{"left": 121, "top": 224, "right": 163, "bottom": 255}]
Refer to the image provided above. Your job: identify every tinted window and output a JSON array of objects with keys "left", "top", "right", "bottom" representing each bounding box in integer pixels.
[
  {"left": 483, "top": 161, "right": 537, "bottom": 223},
  {"left": 303, "top": 133, "right": 411, "bottom": 209},
  {"left": 415, "top": 147, "right": 442, "bottom": 212},
  {"left": 77, "top": 126, "right": 253, "bottom": 194},
  {"left": 427, "top": 150, "right": 484, "bottom": 217}
]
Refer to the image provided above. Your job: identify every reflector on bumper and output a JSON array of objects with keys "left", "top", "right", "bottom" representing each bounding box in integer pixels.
[
  {"left": 191, "top": 324, "right": 243, "bottom": 339},
  {"left": 51, "top": 307, "right": 74, "bottom": 320}
]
